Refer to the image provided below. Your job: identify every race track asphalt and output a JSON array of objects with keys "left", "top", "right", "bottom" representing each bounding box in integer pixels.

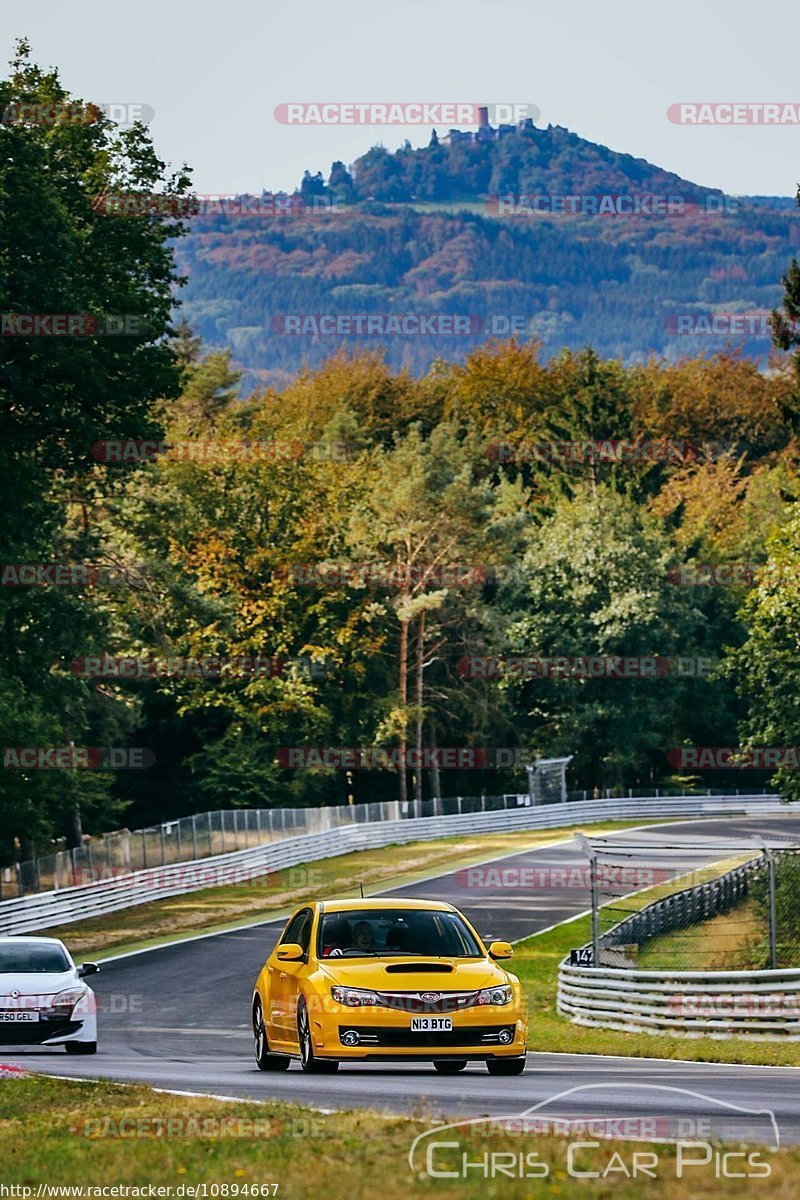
[{"left": 5, "top": 813, "right": 800, "bottom": 1144}]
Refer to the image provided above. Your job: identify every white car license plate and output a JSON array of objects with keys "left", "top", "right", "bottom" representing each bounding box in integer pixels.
[
  {"left": 410, "top": 1017, "right": 452, "bottom": 1032},
  {"left": 0, "top": 1011, "right": 39, "bottom": 1023}
]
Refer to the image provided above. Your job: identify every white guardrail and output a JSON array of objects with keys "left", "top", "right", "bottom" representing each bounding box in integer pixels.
[
  {"left": 0, "top": 794, "right": 785, "bottom": 937},
  {"left": 558, "top": 962, "right": 800, "bottom": 1040}
]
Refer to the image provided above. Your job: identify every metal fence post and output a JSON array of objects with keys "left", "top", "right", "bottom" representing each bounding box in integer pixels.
[
  {"left": 767, "top": 848, "right": 778, "bottom": 970},
  {"left": 191, "top": 814, "right": 198, "bottom": 860},
  {"left": 576, "top": 833, "right": 599, "bottom": 965},
  {"left": 754, "top": 837, "right": 778, "bottom": 970}
]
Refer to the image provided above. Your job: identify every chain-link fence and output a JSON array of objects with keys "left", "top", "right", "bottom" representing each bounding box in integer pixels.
[
  {"left": 578, "top": 834, "right": 800, "bottom": 971},
  {"left": 1, "top": 793, "right": 530, "bottom": 899}
]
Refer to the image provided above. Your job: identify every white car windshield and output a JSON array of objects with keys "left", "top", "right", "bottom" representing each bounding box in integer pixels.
[
  {"left": 0, "top": 945, "right": 70, "bottom": 973},
  {"left": 318, "top": 910, "right": 483, "bottom": 958}
]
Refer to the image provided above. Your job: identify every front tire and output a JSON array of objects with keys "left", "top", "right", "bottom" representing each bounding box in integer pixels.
[
  {"left": 298, "top": 998, "right": 339, "bottom": 1074},
  {"left": 486, "top": 1056, "right": 526, "bottom": 1076},
  {"left": 64, "top": 1041, "right": 97, "bottom": 1055},
  {"left": 253, "top": 996, "right": 291, "bottom": 1071},
  {"left": 433, "top": 1060, "right": 467, "bottom": 1074}
]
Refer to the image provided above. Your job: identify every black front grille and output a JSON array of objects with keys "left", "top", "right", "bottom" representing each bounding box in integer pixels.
[
  {"left": 0, "top": 1017, "right": 81, "bottom": 1045},
  {"left": 340, "top": 1024, "right": 515, "bottom": 1048},
  {"left": 377, "top": 991, "right": 477, "bottom": 1014}
]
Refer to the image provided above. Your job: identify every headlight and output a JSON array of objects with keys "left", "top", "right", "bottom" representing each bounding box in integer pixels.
[
  {"left": 331, "top": 986, "right": 383, "bottom": 1007},
  {"left": 49, "top": 988, "right": 88, "bottom": 1017},
  {"left": 475, "top": 985, "right": 513, "bottom": 1006}
]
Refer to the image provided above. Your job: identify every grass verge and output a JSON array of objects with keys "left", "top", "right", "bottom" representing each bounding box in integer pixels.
[
  {"left": 0, "top": 1074, "right": 797, "bottom": 1196},
  {"left": 637, "top": 897, "right": 764, "bottom": 971}
]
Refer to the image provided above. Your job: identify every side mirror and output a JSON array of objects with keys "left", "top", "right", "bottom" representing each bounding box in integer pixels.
[
  {"left": 488, "top": 941, "right": 513, "bottom": 961},
  {"left": 276, "top": 943, "right": 305, "bottom": 962},
  {"left": 78, "top": 962, "right": 100, "bottom": 978}
]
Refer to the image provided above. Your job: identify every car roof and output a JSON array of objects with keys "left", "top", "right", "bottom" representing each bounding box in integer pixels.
[
  {"left": 319, "top": 899, "right": 456, "bottom": 914},
  {"left": 0, "top": 936, "right": 67, "bottom": 946}
]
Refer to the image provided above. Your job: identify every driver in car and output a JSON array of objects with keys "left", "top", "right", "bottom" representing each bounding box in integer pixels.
[{"left": 352, "top": 920, "right": 375, "bottom": 951}]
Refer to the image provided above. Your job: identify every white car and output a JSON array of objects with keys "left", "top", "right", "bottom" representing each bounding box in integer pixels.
[{"left": 0, "top": 936, "right": 99, "bottom": 1054}]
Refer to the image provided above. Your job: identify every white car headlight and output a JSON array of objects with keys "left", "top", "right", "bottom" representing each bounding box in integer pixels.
[
  {"left": 475, "top": 985, "right": 513, "bottom": 1006},
  {"left": 331, "top": 986, "right": 383, "bottom": 1007},
  {"left": 50, "top": 988, "right": 88, "bottom": 1017}
]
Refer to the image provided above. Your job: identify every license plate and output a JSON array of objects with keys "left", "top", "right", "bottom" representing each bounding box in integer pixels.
[
  {"left": 0, "top": 1011, "right": 39, "bottom": 1023},
  {"left": 410, "top": 1017, "right": 452, "bottom": 1032}
]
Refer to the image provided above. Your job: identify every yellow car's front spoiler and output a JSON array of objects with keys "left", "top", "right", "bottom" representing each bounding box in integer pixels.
[{"left": 309, "top": 1009, "right": 527, "bottom": 1060}]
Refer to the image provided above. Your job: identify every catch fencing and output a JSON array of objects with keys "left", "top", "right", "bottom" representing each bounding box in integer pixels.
[
  {"left": 559, "top": 842, "right": 800, "bottom": 1038},
  {"left": 4, "top": 785, "right": 779, "bottom": 900},
  {"left": 0, "top": 793, "right": 785, "bottom": 936}
]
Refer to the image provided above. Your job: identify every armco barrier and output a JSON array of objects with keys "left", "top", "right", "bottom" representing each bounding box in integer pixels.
[
  {"left": 558, "top": 962, "right": 800, "bottom": 1040},
  {"left": 0, "top": 794, "right": 786, "bottom": 936}
]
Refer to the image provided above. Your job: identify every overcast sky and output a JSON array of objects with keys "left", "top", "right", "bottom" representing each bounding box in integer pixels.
[{"left": 7, "top": 0, "right": 800, "bottom": 199}]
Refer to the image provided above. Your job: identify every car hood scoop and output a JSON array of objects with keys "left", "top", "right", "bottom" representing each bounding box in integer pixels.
[{"left": 383, "top": 962, "right": 454, "bottom": 974}]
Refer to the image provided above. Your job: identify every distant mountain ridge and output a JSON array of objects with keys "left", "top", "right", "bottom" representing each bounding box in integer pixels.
[{"left": 174, "top": 122, "right": 799, "bottom": 389}]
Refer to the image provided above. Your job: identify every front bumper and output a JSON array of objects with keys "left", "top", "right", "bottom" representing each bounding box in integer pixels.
[
  {"left": 0, "top": 1017, "right": 86, "bottom": 1046},
  {"left": 310, "top": 1005, "right": 527, "bottom": 1060}
]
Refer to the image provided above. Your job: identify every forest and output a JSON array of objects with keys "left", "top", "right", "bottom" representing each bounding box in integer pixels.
[{"left": 3, "top": 43, "right": 800, "bottom": 866}]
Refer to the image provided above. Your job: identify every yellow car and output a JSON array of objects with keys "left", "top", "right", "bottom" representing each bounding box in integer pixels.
[{"left": 251, "top": 898, "right": 527, "bottom": 1075}]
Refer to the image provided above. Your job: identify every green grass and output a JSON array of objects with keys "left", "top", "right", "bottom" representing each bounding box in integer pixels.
[
  {"left": 1, "top": 1074, "right": 798, "bottom": 1196},
  {"left": 637, "top": 897, "right": 765, "bottom": 971}
]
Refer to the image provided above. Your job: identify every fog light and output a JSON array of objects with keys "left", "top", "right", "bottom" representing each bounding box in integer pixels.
[
  {"left": 498, "top": 1028, "right": 513, "bottom": 1044},
  {"left": 341, "top": 1030, "right": 360, "bottom": 1047}
]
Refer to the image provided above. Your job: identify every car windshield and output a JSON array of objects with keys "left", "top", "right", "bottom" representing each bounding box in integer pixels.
[
  {"left": 0, "top": 944, "right": 70, "bottom": 974},
  {"left": 318, "top": 909, "right": 483, "bottom": 958}
]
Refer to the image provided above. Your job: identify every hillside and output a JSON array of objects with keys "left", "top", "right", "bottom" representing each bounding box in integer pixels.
[{"left": 174, "top": 125, "right": 799, "bottom": 388}]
